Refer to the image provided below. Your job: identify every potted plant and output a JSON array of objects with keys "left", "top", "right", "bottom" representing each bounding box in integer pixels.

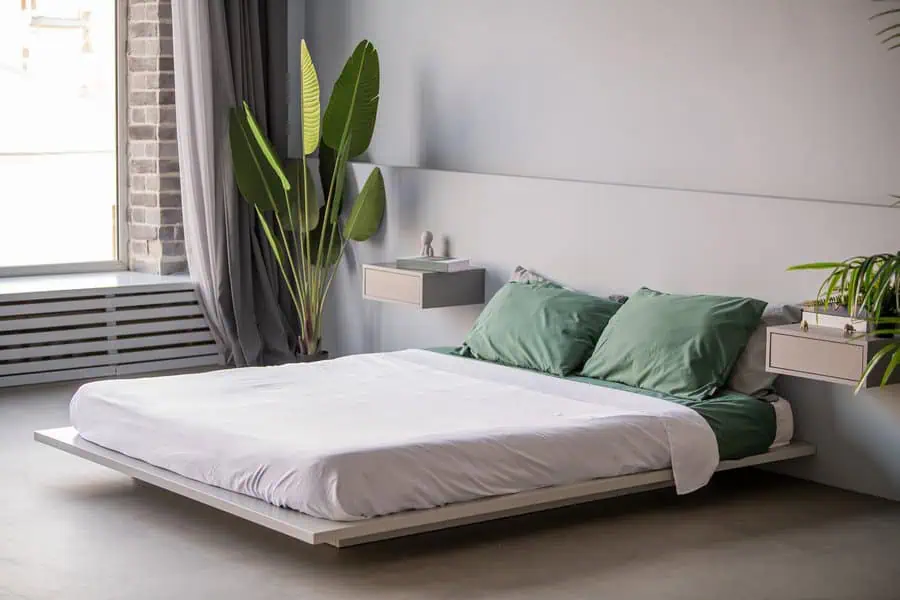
[
  {"left": 785, "top": 7, "right": 900, "bottom": 391},
  {"left": 788, "top": 252, "right": 900, "bottom": 391},
  {"left": 229, "top": 39, "right": 385, "bottom": 360}
]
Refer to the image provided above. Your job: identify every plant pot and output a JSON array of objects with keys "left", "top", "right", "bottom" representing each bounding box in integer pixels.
[{"left": 296, "top": 350, "right": 330, "bottom": 363}]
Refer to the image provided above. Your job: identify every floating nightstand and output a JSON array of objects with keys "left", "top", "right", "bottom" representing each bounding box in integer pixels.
[
  {"left": 766, "top": 323, "right": 900, "bottom": 388},
  {"left": 362, "top": 263, "right": 485, "bottom": 309}
]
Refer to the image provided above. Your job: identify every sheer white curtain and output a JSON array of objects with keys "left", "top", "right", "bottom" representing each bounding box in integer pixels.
[{"left": 172, "top": 0, "right": 295, "bottom": 366}]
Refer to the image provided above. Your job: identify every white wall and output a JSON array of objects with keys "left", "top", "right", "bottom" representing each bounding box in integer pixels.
[
  {"left": 307, "top": 0, "right": 900, "bottom": 206},
  {"left": 301, "top": 0, "right": 900, "bottom": 501}
]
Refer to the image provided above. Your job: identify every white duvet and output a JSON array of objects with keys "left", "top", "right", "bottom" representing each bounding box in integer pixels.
[{"left": 70, "top": 350, "right": 720, "bottom": 521}]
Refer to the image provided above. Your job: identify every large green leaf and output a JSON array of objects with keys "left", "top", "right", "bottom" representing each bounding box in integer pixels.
[
  {"left": 284, "top": 159, "right": 320, "bottom": 233},
  {"left": 229, "top": 108, "right": 284, "bottom": 212},
  {"left": 344, "top": 167, "right": 385, "bottom": 241},
  {"left": 322, "top": 40, "right": 379, "bottom": 159},
  {"left": 241, "top": 102, "right": 290, "bottom": 192},
  {"left": 306, "top": 205, "right": 342, "bottom": 266},
  {"left": 300, "top": 40, "right": 320, "bottom": 156},
  {"left": 318, "top": 140, "right": 346, "bottom": 222},
  {"left": 327, "top": 132, "right": 353, "bottom": 225}
]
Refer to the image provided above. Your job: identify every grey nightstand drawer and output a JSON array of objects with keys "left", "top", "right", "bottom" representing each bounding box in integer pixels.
[
  {"left": 362, "top": 263, "right": 485, "bottom": 309},
  {"left": 766, "top": 323, "right": 899, "bottom": 388}
]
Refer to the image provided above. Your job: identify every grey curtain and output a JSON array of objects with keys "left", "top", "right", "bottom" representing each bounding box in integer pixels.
[{"left": 172, "top": 0, "right": 296, "bottom": 366}]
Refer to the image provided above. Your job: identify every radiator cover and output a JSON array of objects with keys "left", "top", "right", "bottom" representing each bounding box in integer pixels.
[{"left": 0, "top": 279, "right": 223, "bottom": 387}]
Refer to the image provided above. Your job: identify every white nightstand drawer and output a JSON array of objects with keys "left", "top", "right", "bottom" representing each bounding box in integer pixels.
[
  {"left": 364, "top": 268, "right": 422, "bottom": 306},
  {"left": 362, "top": 263, "right": 485, "bottom": 309},
  {"left": 766, "top": 323, "right": 899, "bottom": 388},
  {"left": 768, "top": 331, "right": 865, "bottom": 383}
]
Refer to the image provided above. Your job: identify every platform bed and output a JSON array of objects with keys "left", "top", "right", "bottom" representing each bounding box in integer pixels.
[{"left": 35, "top": 427, "right": 815, "bottom": 548}]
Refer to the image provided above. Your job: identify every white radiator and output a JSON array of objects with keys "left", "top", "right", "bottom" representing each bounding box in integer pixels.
[{"left": 0, "top": 279, "right": 223, "bottom": 388}]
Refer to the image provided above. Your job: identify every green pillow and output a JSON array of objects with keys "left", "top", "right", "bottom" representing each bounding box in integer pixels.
[
  {"left": 459, "top": 282, "right": 621, "bottom": 376},
  {"left": 581, "top": 288, "right": 766, "bottom": 399}
]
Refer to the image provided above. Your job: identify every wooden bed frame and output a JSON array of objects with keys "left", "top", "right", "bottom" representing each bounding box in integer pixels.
[{"left": 35, "top": 427, "right": 815, "bottom": 548}]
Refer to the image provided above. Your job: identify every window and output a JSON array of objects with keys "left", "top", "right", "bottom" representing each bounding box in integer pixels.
[{"left": 0, "top": 0, "right": 124, "bottom": 274}]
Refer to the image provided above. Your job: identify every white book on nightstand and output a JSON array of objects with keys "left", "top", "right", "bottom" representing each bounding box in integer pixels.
[
  {"left": 395, "top": 256, "right": 470, "bottom": 272},
  {"left": 800, "top": 309, "right": 869, "bottom": 333}
]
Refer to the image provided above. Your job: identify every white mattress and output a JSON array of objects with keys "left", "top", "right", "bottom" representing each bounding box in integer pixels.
[{"left": 70, "top": 350, "right": 723, "bottom": 521}]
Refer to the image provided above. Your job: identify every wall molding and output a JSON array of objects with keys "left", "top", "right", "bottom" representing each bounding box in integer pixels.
[{"left": 350, "top": 161, "right": 900, "bottom": 212}]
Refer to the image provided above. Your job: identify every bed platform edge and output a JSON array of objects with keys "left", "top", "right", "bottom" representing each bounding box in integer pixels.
[{"left": 34, "top": 427, "right": 816, "bottom": 548}]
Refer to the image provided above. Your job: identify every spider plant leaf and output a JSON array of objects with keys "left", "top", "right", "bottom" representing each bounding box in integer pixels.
[
  {"left": 847, "top": 262, "right": 864, "bottom": 315},
  {"left": 299, "top": 40, "right": 321, "bottom": 156},
  {"left": 875, "top": 22, "right": 900, "bottom": 38},
  {"left": 322, "top": 40, "right": 380, "bottom": 159},
  {"left": 881, "top": 32, "right": 900, "bottom": 46},
  {"left": 870, "top": 8, "right": 900, "bottom": 20},
  {"left": 822, "top": 270, "right": 844, "bottom": 315},
  {"left": 854, "top": 256, "right": 880, "bottom": 315},
  {"left": 865, "top": 260, "right": 895, "bottom": 322},
  {"left": 837, "top": 266, "right": 851, "bottom": 306},
  {"left": 855, "top": 343, "right": 898, "bottom": 393},
  {"left": 344, "top": 167, "right": 385, "bottom": 241},
  {"left": 787, "top": 262, "right": 844, "bottom": 271},
  {"left": 881, "top": 348, "right": 900, "bottom": 387},
  {"left": 894, "top": 260, "right": 900, "bottom": 312}
]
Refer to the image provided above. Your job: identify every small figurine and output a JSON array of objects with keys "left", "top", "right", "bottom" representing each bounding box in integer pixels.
[{"left": 420, "top": 230, "right": 435, "bottom": 257}]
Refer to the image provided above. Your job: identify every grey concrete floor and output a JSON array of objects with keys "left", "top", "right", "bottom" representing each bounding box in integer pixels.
[{"left": 2, "top": 380, "right": 900, "bottom": 600}]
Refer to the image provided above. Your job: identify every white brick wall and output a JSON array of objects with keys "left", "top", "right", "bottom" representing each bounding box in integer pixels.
[{"left": 126, "top": 0, "right": 186, "bottom": 275}]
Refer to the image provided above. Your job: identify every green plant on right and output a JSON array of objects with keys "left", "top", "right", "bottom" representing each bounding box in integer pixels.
[
  {"left": 872, "top": 4, "right": 900, "bottom": 51},
  {"left": 788, "top": 252, "right": 900, "bottom": 392}
]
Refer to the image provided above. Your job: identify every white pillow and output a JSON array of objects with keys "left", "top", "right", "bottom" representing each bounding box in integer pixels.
[
  {"left": 509, "top": 265, "right": 563, "bottom": 286},
  {"left": 509, "top": 266, "right": 629, "bottom": 304}
]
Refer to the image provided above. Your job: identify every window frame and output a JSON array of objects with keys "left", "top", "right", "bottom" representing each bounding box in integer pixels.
[{"left": 0, "top": 1, "right": 129, "bottom": 278}]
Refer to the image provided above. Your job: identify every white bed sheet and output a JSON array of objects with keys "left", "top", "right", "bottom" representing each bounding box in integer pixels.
[
  {"left": 769, "top": 395, "right": 794, "bottom": 449},
  {"left": 70, "top": 350, "right": 721, "bottom": 521}
]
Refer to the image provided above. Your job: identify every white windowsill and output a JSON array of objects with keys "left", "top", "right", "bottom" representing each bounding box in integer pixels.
[{"left": 0, "top": 271, "right": 194, "bottom": 302}]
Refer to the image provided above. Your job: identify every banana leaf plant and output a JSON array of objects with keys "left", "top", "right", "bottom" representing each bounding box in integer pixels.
[
  {"left": 229, "top": 39, "right": 385, "bottom": 357},
  {"left": 788, "top": 252, "right": 900, "bottom": 392}
]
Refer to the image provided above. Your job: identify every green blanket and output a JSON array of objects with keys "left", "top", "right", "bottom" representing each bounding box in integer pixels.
[{"left": 427, "top": 347, "right": 776, "bottom": 460}]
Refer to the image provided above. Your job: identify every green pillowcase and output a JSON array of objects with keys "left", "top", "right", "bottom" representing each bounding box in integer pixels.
[
  {"left": 581, "top": 287, "right": 766, "bottom": 399},
  {"left": 459, "top": 282, "right": 622, "bottom": 376}
]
